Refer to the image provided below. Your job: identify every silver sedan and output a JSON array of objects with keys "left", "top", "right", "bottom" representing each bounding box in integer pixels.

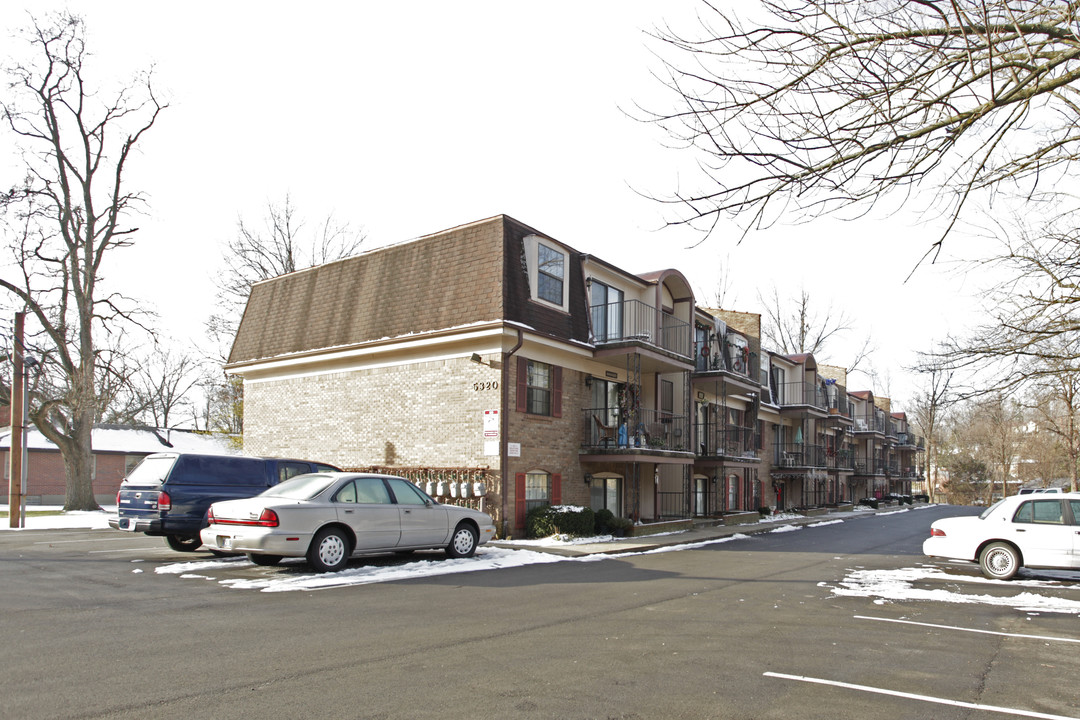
[{"left": 200, "top": 473, "right": 496, "bottom": 571}]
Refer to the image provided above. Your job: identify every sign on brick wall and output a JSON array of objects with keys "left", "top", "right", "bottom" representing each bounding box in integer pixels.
[{"left": 484, "top": 409, "right": 499, "bottom": 456}]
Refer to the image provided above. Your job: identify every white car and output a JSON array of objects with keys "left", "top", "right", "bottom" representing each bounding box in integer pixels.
[
  {"left": 200, "top": 472, "right": 497, "bottom": 572},
  {"left": 923, "top": 492, "right": 1080, "bottom": 579}
]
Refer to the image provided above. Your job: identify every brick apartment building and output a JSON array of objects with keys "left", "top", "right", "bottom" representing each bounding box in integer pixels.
[{"left": 227, "top": 215, "right": 923, "bottom": 536}]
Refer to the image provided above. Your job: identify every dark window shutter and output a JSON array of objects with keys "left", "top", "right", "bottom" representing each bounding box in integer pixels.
[
  {"left": 515, "top": 472, "right": 527, "bottom": 530},
  {"left": 552, "top": 473, "right": 562, "bottom": 505},
  {"left": 516, "top": 359, "right": 528, "bottom": 413},
  {"left": 552, "top": 366, "right": 563, "bottom": 418}
]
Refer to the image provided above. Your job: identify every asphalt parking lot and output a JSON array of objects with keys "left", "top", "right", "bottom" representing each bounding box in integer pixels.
[{"left": 3, "top": 506, "right": 1080, "bottom": 719}]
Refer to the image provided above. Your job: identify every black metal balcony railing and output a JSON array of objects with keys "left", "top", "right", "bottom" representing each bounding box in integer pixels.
[
  {"left": 827, "top": 448, "right": 855, "bottom": 470},
  {"left": 853, "top": 455, "right": 887, "bottom": 475},
  {"left": 775, "top": 382, "right": 828, "bottom": 411},
  {"left": 774, "top": 442, "right": 826, "bottom": 468},
  {"left": 696, "top": 423, "right": 759, "bottom": 459},
  {"left": 583, "top": 408, "right": 690, "bottom": 452},
  {"left": 852, "top": 414, "right": 886, "bottom": 434},
  {"left": 590, "top": 300, "right": 692, "bottom": 358}
]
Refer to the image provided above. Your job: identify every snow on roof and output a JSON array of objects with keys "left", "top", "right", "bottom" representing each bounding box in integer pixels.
[{"left": 0, "top": 424, "right": 238, "bottom": 455}]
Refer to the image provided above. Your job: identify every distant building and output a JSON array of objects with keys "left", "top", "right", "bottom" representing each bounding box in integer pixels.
[{"left": 1, "top": 424, "right": 238, "bottom": 505}]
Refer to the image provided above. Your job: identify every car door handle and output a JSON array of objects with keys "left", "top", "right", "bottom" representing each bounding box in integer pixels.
[
  {"left": 403, "top": 509, "right": 412, "bottom": 514},
  {"left": 344, "top": 509, "right": 354, "bottom": 515},
  {"left": 1015, "top": 528, "right": 1025, "bottom": 532}
]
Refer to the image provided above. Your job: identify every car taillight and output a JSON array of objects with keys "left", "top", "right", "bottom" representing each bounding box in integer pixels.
[
  {"left": 257, "top": 509, "right": 279, "bottom": 527},
  {"left": 157, "top": 490, "right": 171, "bottom": 511},
  {"left": 930, "top": 528, "right": 946, "bottom": 537},
  {"left": 207, "top": 507, "right": 215, "bottom": 524},
  {"left": 210, "top": 508, "right": 280, "bottom": 527},
  {"left": 116, "top": 490, "right": 121, "bottom": 507}
]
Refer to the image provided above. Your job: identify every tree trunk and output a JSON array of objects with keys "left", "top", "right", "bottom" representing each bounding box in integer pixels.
[{"left": 62, "top": 410, "right": 99, "bottom": 511}]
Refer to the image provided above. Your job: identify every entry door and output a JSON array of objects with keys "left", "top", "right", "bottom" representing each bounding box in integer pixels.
[{"left": 695, "top": 477, "right": 708, "bottom": 516}]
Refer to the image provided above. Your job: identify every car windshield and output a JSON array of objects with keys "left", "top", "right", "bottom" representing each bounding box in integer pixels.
[
  {"left": 260, "top": 474, "right": 337, "bottom": 500},
  {"left": 124, "top": 455, "right": 176, "bottom": 485},
  {"left": 979, "top": 499, "right": 1005, "bottom": 519}
]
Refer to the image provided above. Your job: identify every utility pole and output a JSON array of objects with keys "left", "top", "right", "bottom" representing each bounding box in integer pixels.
[{"left": 8, "top": 312, "right": 25, "bottom": 528}]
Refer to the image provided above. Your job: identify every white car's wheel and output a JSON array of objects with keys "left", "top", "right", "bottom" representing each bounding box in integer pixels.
[
  {"left": 446, "top": 523, "right": 478, "bottom": 558},
  {"left": 308, "top": 527, "right": 351, "bottom": 572},
  {"left": 979, "top": 542, "right": 1020, "bottom": 580}
]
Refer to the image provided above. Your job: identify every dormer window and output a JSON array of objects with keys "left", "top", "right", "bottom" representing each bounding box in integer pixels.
[
  {"left": 524, "top": 235, "right": 569, "bottom": 310},
  {"left": 537, "top": 243, "right": 564, "bottom": 305}
]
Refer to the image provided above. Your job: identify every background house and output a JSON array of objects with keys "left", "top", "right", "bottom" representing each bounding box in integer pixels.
[{"left": 1, "top": 424, "right": 237, "bottom": 505}]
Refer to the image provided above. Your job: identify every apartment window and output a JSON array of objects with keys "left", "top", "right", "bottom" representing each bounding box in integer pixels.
[
  {"left": 537, "top": 243, "right": 564, "bottom": 305},
  {"left": 517, "top": 358, "right": 563, "bottom": 417},
  {"left": 527, "top": 361, "right": 552, "bottom": 416},
  {"left": 660, "top": 379, "right": 674, "bottom": 418}
]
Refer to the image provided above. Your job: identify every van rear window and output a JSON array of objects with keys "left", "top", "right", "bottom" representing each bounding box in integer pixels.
[
  {"left": 171, "top": 456, "right": 264, "bottom": 486},
  {"left": 125, "top": 456, "right": 177, "bottom": 485}
]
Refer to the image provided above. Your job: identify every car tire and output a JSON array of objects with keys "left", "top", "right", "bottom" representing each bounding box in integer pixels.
[
  {"left": 248, "top": 553, "right": 283, "bottom": 566},
  {"left": 307, "top": 527, "right": 351, "bottom": 572},
  {"left": 446, "top": 523, "right": 478, "bottom": 558},
  {"left": 979, "top": 542, "right": 1020, "bottom": 580},
  {"left": 165, "top": 534, "right": 202, "bottom": 552}
]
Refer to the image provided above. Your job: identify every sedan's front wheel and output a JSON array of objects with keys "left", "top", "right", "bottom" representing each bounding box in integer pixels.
[
  {"left": 446, "top": 523, "right": 478, "bottom": 558},
  {"left": 979, "top": 542, "right": 1020, "bottom": 580},
  {"left": 308, "top": 527, "right": 351, "bottom": 572}
]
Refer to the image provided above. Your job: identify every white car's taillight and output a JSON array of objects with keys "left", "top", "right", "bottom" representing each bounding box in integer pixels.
[{"left": 930, "top": 527, "right": 946, "bottom": 537}]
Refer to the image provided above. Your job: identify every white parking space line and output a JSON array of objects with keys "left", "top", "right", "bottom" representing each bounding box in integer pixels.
[
  {"left": 34, "top": 537, "right": 140, "bottom": 545},
  {"left": 764, "top": 672, "right": 1080, "bottom": 720},
  {"left": 855, "top": 615, "right": 1080, "bottom": 644}
]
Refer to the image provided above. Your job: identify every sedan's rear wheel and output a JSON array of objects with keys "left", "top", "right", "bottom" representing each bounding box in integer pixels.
[
  {"left": 248, "top": 553, "right": 283, "bottom": 567},
  {"left": 979, "top": 542, "right": 1020, "bottom": 580},
  {"left": 308, "top": 527, "right": 351, "bottom": 572},
  {"left": 165, "top": 534, "right": 201, "bottom": 552},
  {"left": 446, "top": 523, "right": 478, "bottom": 558}
]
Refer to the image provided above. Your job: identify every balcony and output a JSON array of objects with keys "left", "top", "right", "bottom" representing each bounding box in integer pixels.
[
  {"left": 774, "top": 442, "right": 826, "bottom": 468},
  {"left": 853, "top": 455, "right": 887, "bottom": 475},
  {"left": 696, "top": 423, "right": 759, "bottom": 460},
  {"left": 852, "top": 414, "right": 886, "bottom": 434},
  {"left": 582, "top": 408, "right": 690, "bottom": 453},
  {"left": 775, "top": 382, "right": 828, "bottom": 413},
  {"left": 590, "top": 300, "right": 692, "bottom": 359}
]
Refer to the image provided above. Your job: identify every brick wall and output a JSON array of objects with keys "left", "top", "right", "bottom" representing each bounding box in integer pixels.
[
  {"left": 3, "top": 450, "right": 134, "bottom": 505},
  {"left": 243, "top": 355, "right": 506, "bottom": 517}
]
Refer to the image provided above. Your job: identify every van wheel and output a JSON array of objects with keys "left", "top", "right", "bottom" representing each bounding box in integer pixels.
[{"left": 166, "top": 534, "right": 201, "bottom": 552}]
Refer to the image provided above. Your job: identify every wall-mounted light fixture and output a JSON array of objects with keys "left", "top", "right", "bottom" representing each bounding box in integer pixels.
[{"left": 470, "top": 353, "right": 483, "bottom": 364}]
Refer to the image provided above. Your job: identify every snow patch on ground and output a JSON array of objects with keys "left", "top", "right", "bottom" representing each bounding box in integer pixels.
[{"left": 826, "top": 566, "right": 1080, "bottom": 614}]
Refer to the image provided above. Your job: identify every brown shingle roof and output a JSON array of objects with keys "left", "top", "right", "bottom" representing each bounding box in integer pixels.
[{"left": 228, "top": 216, "right": 507, "bottom": 365}]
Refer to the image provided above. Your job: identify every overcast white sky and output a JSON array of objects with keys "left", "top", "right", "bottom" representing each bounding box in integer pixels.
[{"left": 0, "top": 1, "right": 991, "bottom": 406}]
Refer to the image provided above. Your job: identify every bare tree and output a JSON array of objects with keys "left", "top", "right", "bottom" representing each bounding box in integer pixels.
[
  {"left": 206, "top": 194, "right": 365, "bottom": 353},
  {"left": 909, "top": 368, "right": 954, "bottom": 503},
  {"left": 1025, "top": 356, "right": 1080, "bottom": 492},
  {"left": 971, "top": 393, "right": 1026, "bottom": 503},
  {"left": 0, "top": 13, "right": 165, "bottom": 510},
  {"left": 758, "top": 286, "right": 872, "bottom": 372},
  {"left": 648, "top": 1, "right": 1080, "bottom": 257},
  {"left": 120, "top": 348, "right": 202, "bottom": 428}
]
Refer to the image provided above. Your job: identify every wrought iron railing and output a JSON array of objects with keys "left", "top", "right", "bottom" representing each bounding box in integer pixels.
[
  {"left": 775, "top": 382, "right": 828, "bottom": 411},
  {"left": 582, "top": 408, "right": 690, "bottom": 452},
  {"left": 696, "top": 423, "right": 759, "bottom": 459},
  {"left": 590, "top": 300, "right": 692, "bottom": 358},
  {"left": 774, "top": 442, "right": 826, "bottom": 468}
]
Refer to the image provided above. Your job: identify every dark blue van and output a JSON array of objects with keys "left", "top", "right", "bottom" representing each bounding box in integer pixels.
[{"left": 109, "top": 452, "right": 340, "bottom": 552}]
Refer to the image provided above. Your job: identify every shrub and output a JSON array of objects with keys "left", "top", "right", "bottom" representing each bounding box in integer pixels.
[
  {"left": 758, "top": 506, "right": 771, "bottom": 518},
  {"left": 608, "top": 516, "right": 634, "bottom": 537},
  {"left": 594, "top": 508, "right": 615, "bottom": 534},
  {"left": 526, "top": 504, "right": 596, "bottom": 538}
]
